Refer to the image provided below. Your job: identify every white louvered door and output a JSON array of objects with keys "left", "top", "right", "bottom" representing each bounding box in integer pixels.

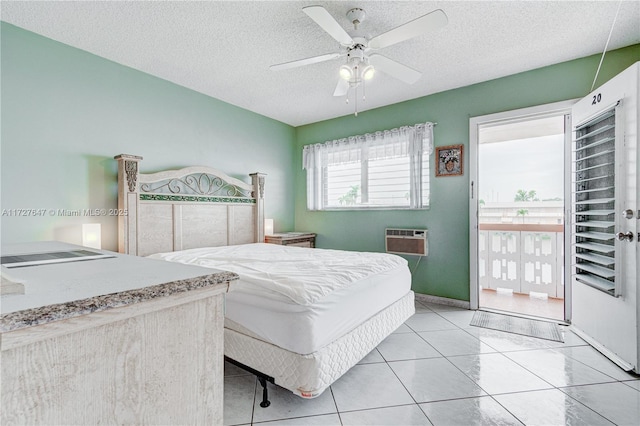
[
  {"left": 571, "top": 106, "right": 620, "bottom": 295},
  {"left": 570, "top": 62, "right": 638, "bottom": 372}
]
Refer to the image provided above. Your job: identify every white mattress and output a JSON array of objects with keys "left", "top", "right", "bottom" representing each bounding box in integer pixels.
[
  {"left": 148, "top": 243, "right": 407, "bottom": 305},
  {"left": 225, "top": 262, "right": 410, "bottom": 353},
  {"left": 150, "top": 243, "right": 411, "bottom": 354},
  {"left": 225, "top": 291, "right": 415, "bottom": 398}
]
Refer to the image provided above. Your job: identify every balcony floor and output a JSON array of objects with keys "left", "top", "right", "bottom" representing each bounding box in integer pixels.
[{"left": 479, "top": 288, "right": 564, "bottom": 321}]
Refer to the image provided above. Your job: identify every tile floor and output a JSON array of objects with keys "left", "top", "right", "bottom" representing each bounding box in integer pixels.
[
  {"left": 479, "top": 288, "right": 565, "bottom": 321},
  {"left": 224, "top": 300, "right": 640, "bottom": 425}
]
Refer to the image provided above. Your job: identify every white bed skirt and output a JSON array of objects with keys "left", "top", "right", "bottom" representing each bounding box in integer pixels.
[{"left": 224, "top": 290, "right": 415, "bottom": 398}]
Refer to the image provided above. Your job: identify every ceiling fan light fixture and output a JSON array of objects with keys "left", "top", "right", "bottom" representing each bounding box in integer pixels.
[
  {"left": 361, "top": 65, "right": 375, "bottom": 80},
  {"left": 339, "top": 64, "right": 353, "bottom": 80},
  {"left": 273, "top": 5, "right": 447, "bottom": 118}
]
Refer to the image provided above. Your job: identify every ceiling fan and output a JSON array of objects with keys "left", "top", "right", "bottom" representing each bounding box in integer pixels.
[{"left": 270, "top": 5, "right": 448, "bottom": 97}]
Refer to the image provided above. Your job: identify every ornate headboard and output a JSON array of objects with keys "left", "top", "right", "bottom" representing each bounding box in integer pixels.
[{"left": 115, "top": 154, "right": 265, "bottom": 256}]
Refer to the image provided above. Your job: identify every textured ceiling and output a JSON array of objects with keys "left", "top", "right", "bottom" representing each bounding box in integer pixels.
[{"left": 2, "top": 1, "right": 639, "bottom": 126}]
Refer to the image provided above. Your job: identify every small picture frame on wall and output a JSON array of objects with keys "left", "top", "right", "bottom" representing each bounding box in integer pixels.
[{"left": 435, "top": 144, "right": 463, "bottom": 177}]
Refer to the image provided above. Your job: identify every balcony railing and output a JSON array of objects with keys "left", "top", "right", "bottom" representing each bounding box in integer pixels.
[{"left": 478, "top": 223, "right": 564, "bottom": 299}]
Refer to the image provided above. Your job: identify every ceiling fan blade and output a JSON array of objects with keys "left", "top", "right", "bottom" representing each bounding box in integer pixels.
[
  {"left": 368, "top": 9, "right": 448, "bottom": 50},
  {"left": 303, "top": 5, "right": 354, "bottom": 46},
  {"left": 369, "top": 54, "right": 422, "bottom": 84},
  {"left": 270, "top": 52, "right": 341, "bottom": 71},
  {"left": 333, "top": 78, "right": 349, "bottom": 97}
]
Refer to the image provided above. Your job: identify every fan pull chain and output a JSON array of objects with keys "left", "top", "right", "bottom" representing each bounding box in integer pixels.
[
  {"left": 362, "top": 79, "right": 366, "bottom": 101},
  {"left": 354, "top": 66, "right": 358, "bottom": 116},
  {"left": 354, "top": 83, "right": 359, "bottom": 116}
]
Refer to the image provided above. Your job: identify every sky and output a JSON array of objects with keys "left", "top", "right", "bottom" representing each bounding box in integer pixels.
[{"left": 478, "top": 134, "right": 565, "bottom": 203}]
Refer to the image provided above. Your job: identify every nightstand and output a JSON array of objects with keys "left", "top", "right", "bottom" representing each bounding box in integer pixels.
[{"left": 264, "top": 232, "right": 316, "bottom": 248}]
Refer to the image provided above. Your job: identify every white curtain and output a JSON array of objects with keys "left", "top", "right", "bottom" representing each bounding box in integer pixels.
[{"left": 303, "top": 122, "right": 434, "bottom": 210}]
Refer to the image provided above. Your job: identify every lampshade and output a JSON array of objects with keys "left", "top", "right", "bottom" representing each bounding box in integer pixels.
[
  {"left": 264, "top": 218, "right": 274, "bottom": 235},
  {"left": 339, "top": 64, "right": 353, "bottom": 81},
  {"left": 82, "top": 223, "right": 102, "bottom": 249},
  {"left": 361, "top": 65, "right": 375, "bottom": 80}
]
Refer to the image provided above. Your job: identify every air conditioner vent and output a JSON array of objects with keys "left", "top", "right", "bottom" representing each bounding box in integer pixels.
[
  {"left": 385, "top": 228, "right": 428, "bottom": 256},
  {"left": 386, "top": 229, "right": 417, "bottom": 237}
]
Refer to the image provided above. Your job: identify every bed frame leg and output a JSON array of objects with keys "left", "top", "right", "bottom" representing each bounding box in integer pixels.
[
  {"left": 224, "top": 356, "right": 274, "bottom": 408},
  {"left": 258, "top": 377, "right": 271, "bottom": 408}
]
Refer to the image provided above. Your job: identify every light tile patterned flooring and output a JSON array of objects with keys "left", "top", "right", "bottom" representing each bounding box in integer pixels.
[
  {"left": 224, "top": 300, "right": 640, "bottom": 425},
  {"left": 479, "top": 288, "right": 565, "bottom": 321}
]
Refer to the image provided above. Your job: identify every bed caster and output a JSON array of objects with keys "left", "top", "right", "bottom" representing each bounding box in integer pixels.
[{"left": 258, "top": 377, "right": 271, "bottom": 408}]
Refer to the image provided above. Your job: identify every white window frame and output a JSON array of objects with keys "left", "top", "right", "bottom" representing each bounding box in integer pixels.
[{"left": 303, "top": 122, "right": 434, "bottom": 211}]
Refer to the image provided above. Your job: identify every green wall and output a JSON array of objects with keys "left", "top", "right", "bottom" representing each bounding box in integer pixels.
[
  {"left": 294, "top": 45, "right": 640, "bottom": 302},
  {"left": 2, "top": 21, "right": 638, "bottom": 302},
  {"left": 0, "top": 23, "right": 296, "bottom": 251}
]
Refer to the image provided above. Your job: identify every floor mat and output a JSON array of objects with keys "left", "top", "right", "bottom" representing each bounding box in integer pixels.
[{"left": 470, "top": 311, "right": 564, "bottom": 342}]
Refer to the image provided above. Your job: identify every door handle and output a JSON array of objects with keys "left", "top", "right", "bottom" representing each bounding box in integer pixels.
[
  {"left": 622, "top": 209, "right": 635, "bottom": 219},
  {"left": 617, "top": 231, "right": 634, "bottom": 242}
]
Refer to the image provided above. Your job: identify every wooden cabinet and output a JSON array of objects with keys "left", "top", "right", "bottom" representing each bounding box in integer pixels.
[
  {"left": 1, "top": 242, "right": 236, "bottom": 425},
  {"left": 265, "top": 232, "right": 316, "bottom": 248}
]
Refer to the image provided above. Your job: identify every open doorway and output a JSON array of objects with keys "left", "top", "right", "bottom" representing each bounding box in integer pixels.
[{"left": 470, "top": 102, "right": 573, "bottom": 321}]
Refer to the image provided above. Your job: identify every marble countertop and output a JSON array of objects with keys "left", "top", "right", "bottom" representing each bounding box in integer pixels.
[{"left": 1, "top": 241, "right": 238, "bottom": 333}]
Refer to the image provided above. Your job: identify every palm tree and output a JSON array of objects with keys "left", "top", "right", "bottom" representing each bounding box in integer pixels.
[
  {"left": 514, "top": 189, "right": 539, "bottom": 202},
  {"left": 338, "top": 185, "right": 360, "bottom": 205},
  {"left": 516, "top": 208, "right": 529, "bottom": 223}
]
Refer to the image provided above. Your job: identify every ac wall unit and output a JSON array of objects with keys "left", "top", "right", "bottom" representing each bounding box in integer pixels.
[{"left": 385, "top": 228, "right": 428, "bottom": 256}]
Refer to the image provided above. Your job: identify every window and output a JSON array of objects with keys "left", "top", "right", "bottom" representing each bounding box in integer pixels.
[{"left": 303, "top": 122, "right": 433, "bottom": 210}]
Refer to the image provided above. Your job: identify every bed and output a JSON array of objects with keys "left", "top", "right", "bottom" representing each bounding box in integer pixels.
[{"left": 114, "top": 154, "right": 415, "bottom": 404}]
